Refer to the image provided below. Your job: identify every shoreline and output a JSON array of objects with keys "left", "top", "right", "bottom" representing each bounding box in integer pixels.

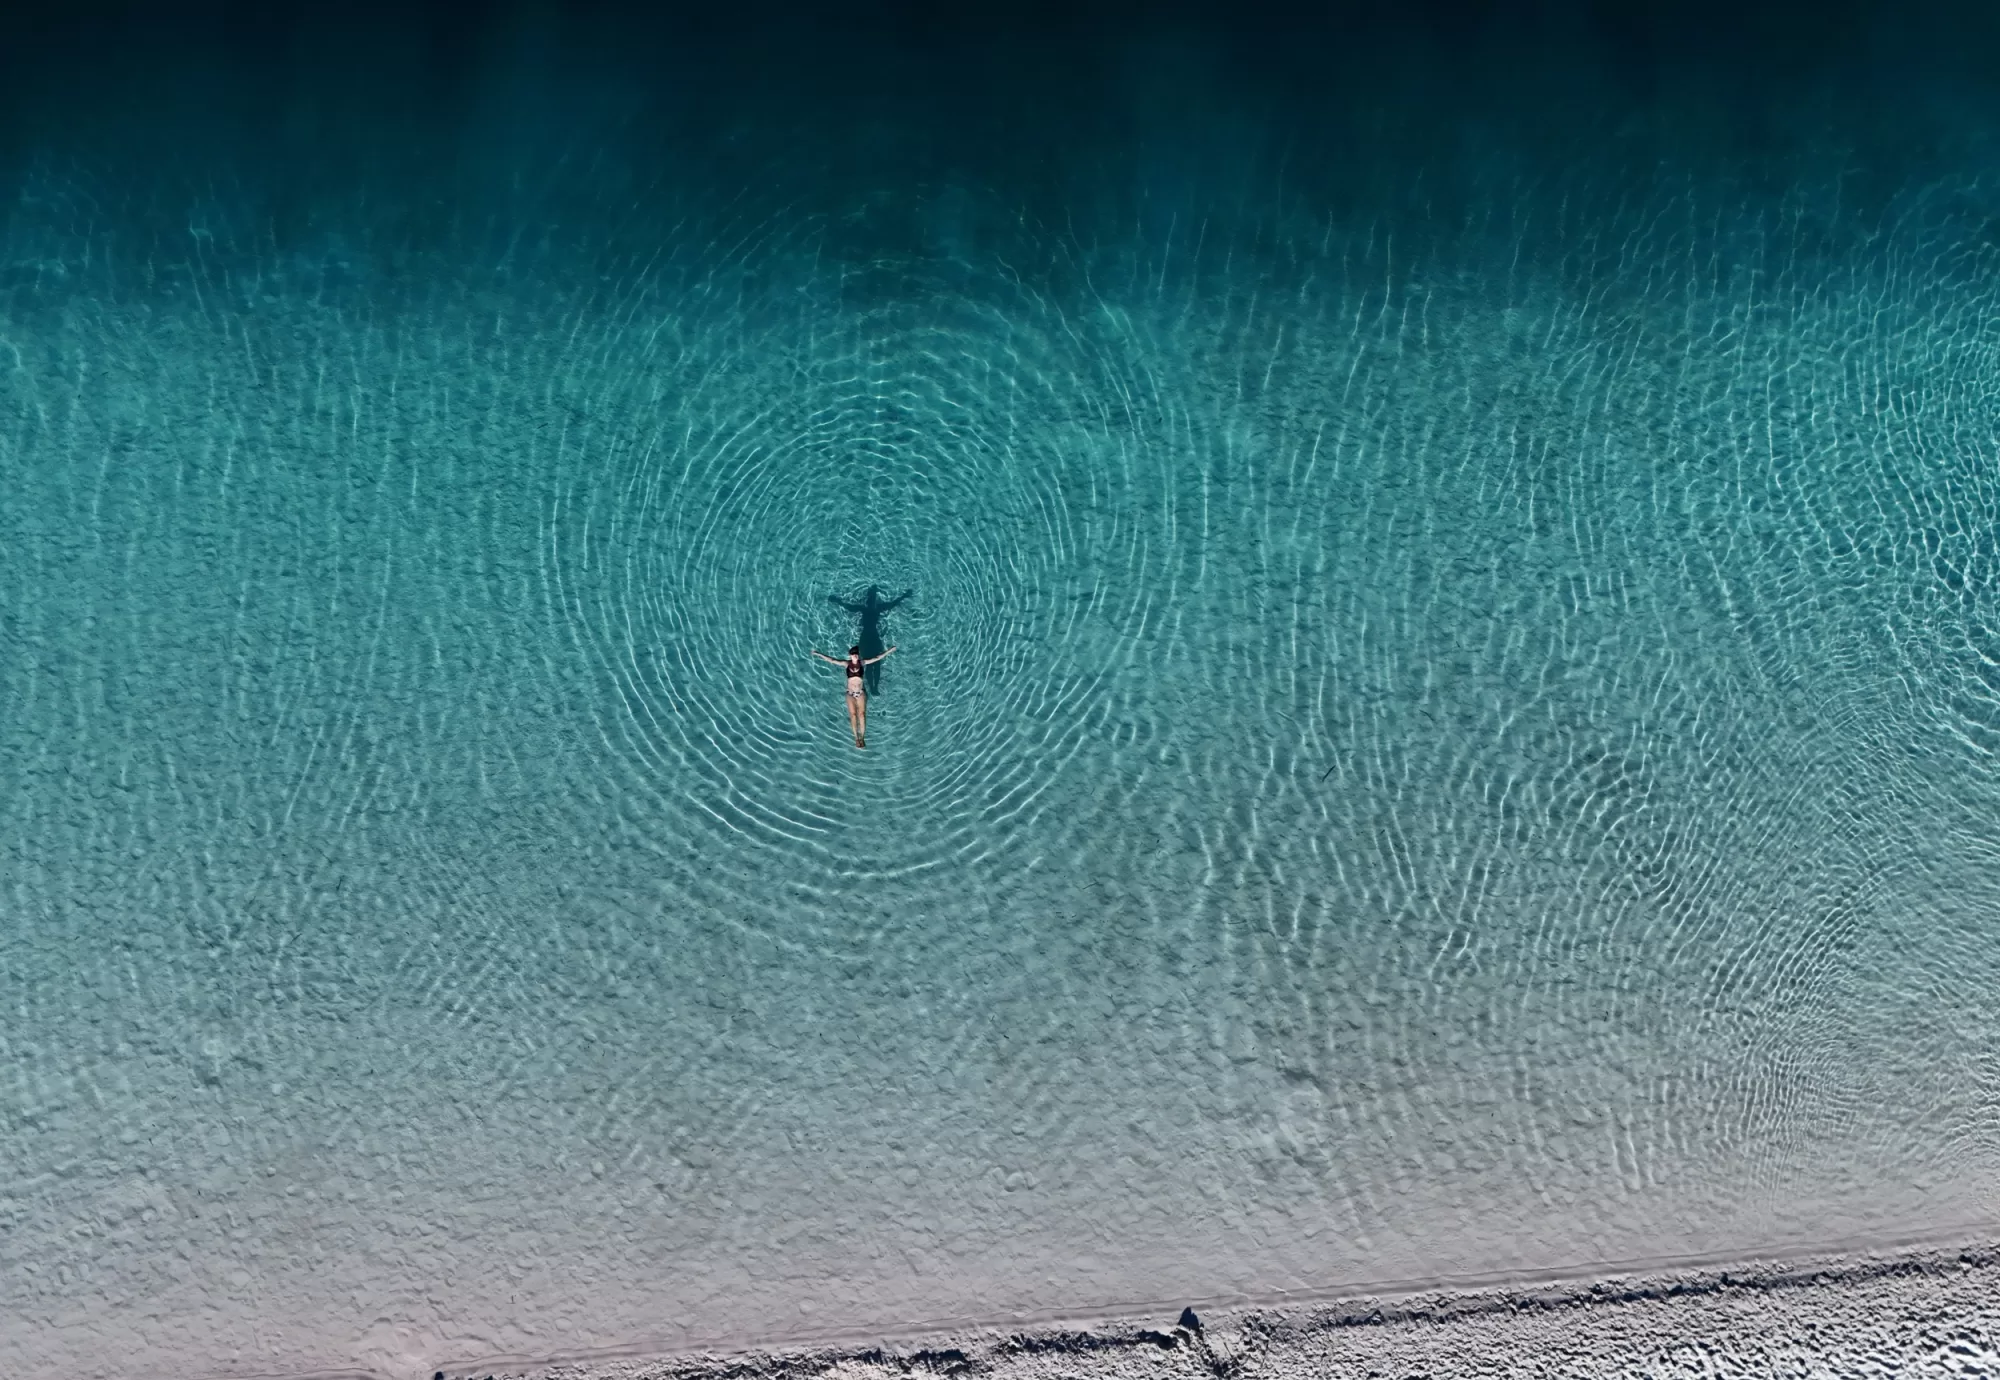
[{"left": 432, "top": 1231, "right": 2000, "bottom": 1380}]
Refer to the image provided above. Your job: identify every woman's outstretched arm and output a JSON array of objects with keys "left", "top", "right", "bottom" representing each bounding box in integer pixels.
[
  {"left": 810, "top": 650, "right": 846, "bottom": 665},
  {"left": 863, "top": 645, "right": 898, "bottom": 665}
]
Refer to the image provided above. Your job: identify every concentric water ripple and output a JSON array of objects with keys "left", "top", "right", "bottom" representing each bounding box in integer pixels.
[{"left": 536, "top": 234, "right": 1174, "bottom": 955}]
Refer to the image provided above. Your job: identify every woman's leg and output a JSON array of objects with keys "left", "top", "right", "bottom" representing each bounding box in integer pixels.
[
  {"left": 847, "top": 696, "right": 863, "bottom": 744},
  {"left": 857, "top": 695, "right": 868, "bottom": 746}
]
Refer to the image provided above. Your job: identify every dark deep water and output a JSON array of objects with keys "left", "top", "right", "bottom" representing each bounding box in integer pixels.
[{"left": 3, "top": 4, "right": 1999, "bottom": 1377}]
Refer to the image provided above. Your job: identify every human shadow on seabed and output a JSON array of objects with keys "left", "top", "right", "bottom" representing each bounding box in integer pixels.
[{"left": 830, "top": 585, "right": 911, "bottom": 693}]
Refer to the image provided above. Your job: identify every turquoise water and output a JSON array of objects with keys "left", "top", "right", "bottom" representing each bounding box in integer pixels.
[{"left": 4, "top": 11, "right": 2000, "bottom": 1378}]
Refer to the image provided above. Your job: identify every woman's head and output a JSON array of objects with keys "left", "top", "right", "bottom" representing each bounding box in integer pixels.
[{"left": 849, "top": 645, "right": 861, "bottom": 656}]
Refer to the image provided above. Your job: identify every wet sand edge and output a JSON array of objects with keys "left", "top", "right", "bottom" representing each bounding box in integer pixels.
[{"left": 437, "top": 1233, "right": 2000, "bottom": 1380}]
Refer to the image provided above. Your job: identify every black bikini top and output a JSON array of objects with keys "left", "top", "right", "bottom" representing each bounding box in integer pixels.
[{"left": 845, "top": 656, "right": 865, "bottom": 680}]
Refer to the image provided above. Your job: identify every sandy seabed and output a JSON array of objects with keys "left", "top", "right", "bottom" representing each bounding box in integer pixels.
[{"left": 430, "top": 1239, "right": 2000, "bottom": 1380}]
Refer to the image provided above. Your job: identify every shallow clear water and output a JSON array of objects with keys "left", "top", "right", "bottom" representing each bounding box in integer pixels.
[{"left": 3, "top": 11, "right": 1999, "bottom": 1378}]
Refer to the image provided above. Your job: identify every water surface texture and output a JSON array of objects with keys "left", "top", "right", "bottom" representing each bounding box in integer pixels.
[{"left": 3, "top": 9, "right": 1999, "bottom": 1378}]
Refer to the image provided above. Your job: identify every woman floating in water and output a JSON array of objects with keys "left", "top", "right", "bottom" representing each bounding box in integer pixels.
[{"left": 811, "top": 643, "right": 896, "bottom": 748}]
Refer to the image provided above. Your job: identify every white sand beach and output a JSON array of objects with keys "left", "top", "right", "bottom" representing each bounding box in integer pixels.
[{"left": 434, "top": 1239, "right": 1999, "bottom": 1380}]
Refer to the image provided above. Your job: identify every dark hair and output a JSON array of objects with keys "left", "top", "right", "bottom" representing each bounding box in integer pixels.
[{"left": 849, "top": 645, "right": 861, "bottom": 655}]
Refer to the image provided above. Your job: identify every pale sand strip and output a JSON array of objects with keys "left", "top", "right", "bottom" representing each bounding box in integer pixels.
[{"left": 438, "top": 1239, "right": 2000, "bottom": 1380}]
